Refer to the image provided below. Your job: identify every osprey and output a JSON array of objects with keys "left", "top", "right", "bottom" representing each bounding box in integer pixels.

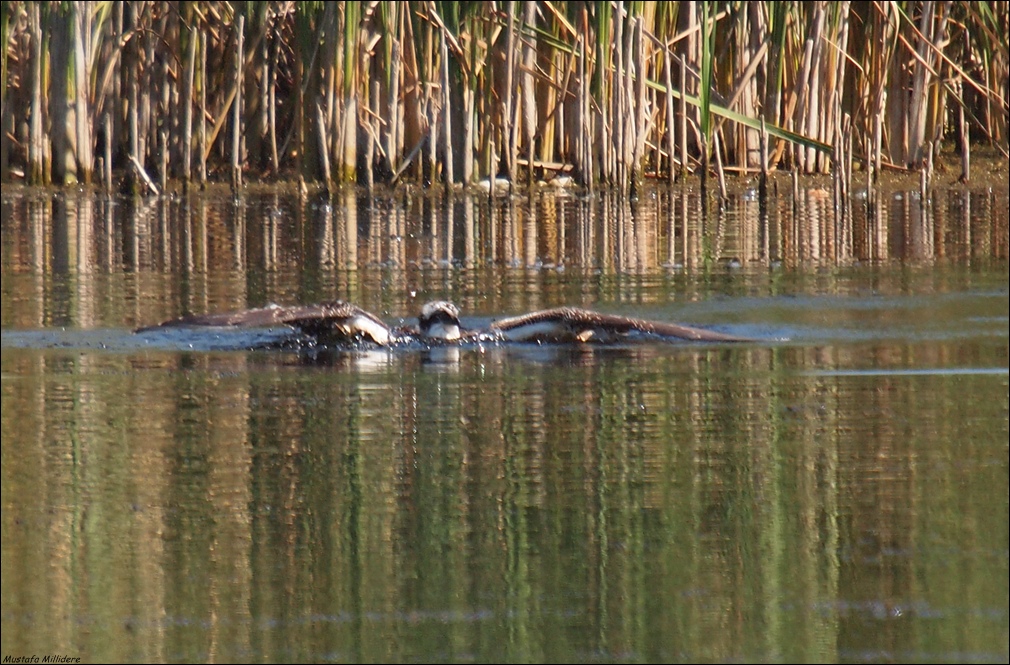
[{"left": 138, "top": 301, "right": 750, "bottom": 345}]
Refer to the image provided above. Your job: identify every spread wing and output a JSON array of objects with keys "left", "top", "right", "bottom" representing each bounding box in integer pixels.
[
  {"left": 136, "top": 300, "right": 397, "bottom": 345},
  {"left": 490, "top": 307, "right": 749, "bottom": 342},
  {"left": 277, "top": 302, "right": 392, "bottom": 343},
  {"left": 138, "top": 301, "right": 348, "bottom": 330}
]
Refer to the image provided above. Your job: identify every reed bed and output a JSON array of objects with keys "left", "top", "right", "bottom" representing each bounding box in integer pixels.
[{"left": 0, "top": 1, "right": 1006, "bottom": 193}]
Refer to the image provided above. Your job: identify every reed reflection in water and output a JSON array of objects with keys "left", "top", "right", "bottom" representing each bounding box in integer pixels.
[
  {"left": 1, "top": 183, "right": 1005, "bottom": 330},
  {"left": 2, "top": 339, "right": 1007, "bottom": 662},
  {"left": 2, "top": 184, "right": 1008, "bottom": 663}
]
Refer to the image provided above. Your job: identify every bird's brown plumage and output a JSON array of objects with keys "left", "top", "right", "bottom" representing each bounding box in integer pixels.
[{"left": 488, "top": 307, "right": 749, "bottom": 343}]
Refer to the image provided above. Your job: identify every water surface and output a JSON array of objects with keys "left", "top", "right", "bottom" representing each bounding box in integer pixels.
[{"left": 2, "top": 184, "right": 1007, "bottom": 663}]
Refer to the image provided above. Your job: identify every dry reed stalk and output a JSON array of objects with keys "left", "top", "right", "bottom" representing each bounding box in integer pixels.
[
  {"left": 366, "top": 80, "right": 377, "bottom": 190},
  {"left": 129, "top": 154, "right": 158, "bottom": 195},
  {"left": 200, "top": 30, "right": 208, "bottom": 187},
  {"left": 820, "top": 0, "right": 852, "bottom": 175},
  {"left": 488, "top": 130, "right": 497, "bottom": 203},
  {"left": 520, "top": 1, "right": 536, "bottom": 187},
  {"left": 832, "top": 90, "right": 840, "bottom": 215},
  {"left": 833, "top": 99, "right": 841, "bottom": 220},
  {"left": 548, "top": 45, "right": 564, "bottom": 175},
  {"left": 183, "top": 26, "right": 196, "bottom": 190},
  {"left": 72, "top": 7, "right": 92, "bottom": 184},
  {"left": 791, "top": 165, "right": 799, "bottom": 216},
  {"left": 713, "top": 130, "right": 727, "bottom": 203},
  {"left": 159, "top": 47, "right": 171, "bottom": 185},
  {"left": 597, "top": 17, "right": 612, "bottom": 186},
  {"left": 50, "top": 9, "right": 73, "bottom": 183},
  {"left": 959, "top": 80, "right": 970, "bottom": 182},
  {"left": 6, "top": 0, "right": 1001, "bottom": 190},
  {"left": 155, "top": 43, "right": 169, "bottom": 191},
  {"left": 255, "top": 25, "right": 268, "bottom": 174},
  {"left": 625, "top": 9, "right": 639, "bottom": 189},
  {"left": 323, "top": 5, "right": 338, "bottom": 180},
  {"left": 908, "top": 1, "right": 935, "bottom": 167},
  {"left": 129, "top": 71, "right": 139, "bottom": 182},
  {"left": 104, "top": 112, "right": 112, "bottom": 192},
  {"left": 734, "top": 3, "right": 761, "bottom": 170},
  {"left": 865, "top": 135, "right": 873, "bottom": 202},
  {"left": 868, "top": 2, "right": 893, "bottom": 179},
  {"left": 141, "top": 25, "right": 154, "bottom": 172},
  {"left": 927, "top": 139, "right": 934, "bottom": 184},
  {"left": 316, "top": 102, "right": 332, "bottom": 194},
  {"left": 159, "top": 125, "right": 168, "bottom": 192},
  {"left": 910, "top": 1, "right": 952, "bottom": 167},
  {"left": 463, "top": 85, "right": 474, "bottom": 186},
  {"left": 577, "top": 29, "right": 591, "bottom": 189},
  {"left": 845, "top": 113, "right": 853, "bottom": 208},
  {"left": 632, "top": 17, "right": 647, "bottom": 195},
  {"left": 793, "top": 4, "right": 815, "bottom": 173},
  {"left": 232, "top": 15, "right": 245, "bottom": 193},
  {"left": 28, "top": 2, "right": 44, "bottom": 184},
  {"left": 340, "top": 97, "right": 359, "bottom": 186},
  {"left": 427, "top": 94, "right": 437, "bottom": 185},
  {"left": 679, "top": 55, "right": 687, "bottom": 179},
  {"left": 664, "top": 44, "right": 675, "bottom": 186},
  {"left": 807, "top": 3, "right": 827, "bottom": 172},
  {"left": 109, "top": 3, "right": 124, "bottom": 178},
  {"left": 388, "top": 38, "right": 401, "bottom": 173},
  {"left": 268, "top": 26, "right": 279, "bottom": 173},
  {"left": 614, "top": 1, "right": 626, "bottom": 190},
  {"left": 441, "top": 36, "right": 453, "bottom": 190},
  {"left": 759, "top": 117, "right": 768, "bottom": 200},
  {"left": 504, "top": 1, "right": 517, "bottom": 185}
]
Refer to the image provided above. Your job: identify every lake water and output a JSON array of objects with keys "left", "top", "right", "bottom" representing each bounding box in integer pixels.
[{"left": 2, "top": 182, "right": 1008, "bottom": 663}]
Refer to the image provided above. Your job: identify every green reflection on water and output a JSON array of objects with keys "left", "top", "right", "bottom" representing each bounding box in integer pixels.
[
  {"left": 2, "top": 186, "right": 1007, "bottom": 662},
  {"left": 2, "top": 340, "right": 1007, "bottom": 663}
]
